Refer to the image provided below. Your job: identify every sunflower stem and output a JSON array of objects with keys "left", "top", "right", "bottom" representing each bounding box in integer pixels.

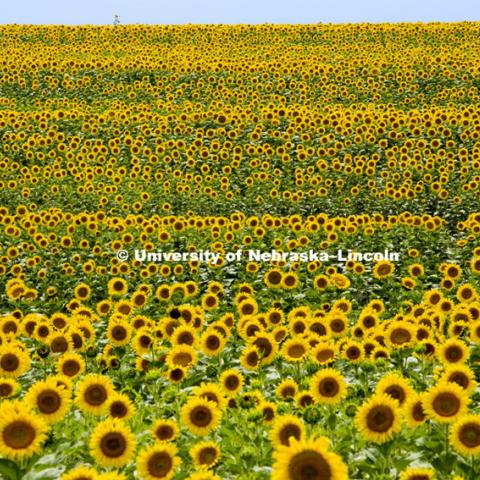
[{"left": 443, "top": 422, "right": 450, "bottom": 473}]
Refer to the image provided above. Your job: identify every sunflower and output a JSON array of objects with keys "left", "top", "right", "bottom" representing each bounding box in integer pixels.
[
  {"left": 107, "top": 393, "right": 136, "bottom": 421},
  {"left": 422, "top": 382, "right": 469, "bottom": 423},
  {"left": 151, "top": 418, "right": 179, "bottom": 442},
  {"left": 24, "top": 377, "right": 71, "bottom": 424},
  {"left": 166, "top": 344, "right": 198, "bottom": 369},
  {"left": 373, "top": 260, "right": 395, "bottom": 279},
  {"left": 340, "top": 340, "right": 364, "bottom": 363},
  {"left": 399, "top": 467, "right": 435, "bottom": 480},
  {"left": 450, "top": 414, "right": 480, "bottom": 456},
  {"left": 108, "top": 277, "right": 128, "bottom": 297},
  {"left": 89, "top": 418, "right": 136, "bottom": 468},
  {"left": 270, "top": 415, "right": 306, "bottom": 447},
  {"left": 404, "top": 393, "right": 427, "bottom": 428},
  {"left": 456, "top": 283, "right": 478, "bottom": 303},
  {"left": 219, "top": 368, "right": 244, "bottom": 396},
  {"left": 107, "top": 319, "right": 133, "bottom": 347},
  {"left": 264, "top": 268, "right": 284, "bottom": 288},
  {"left": 192, "top": 383, "right": 227, "bottom": 410},
  {"left": 0, "top": 377, "right": 19, "bottom": 399},
  {"left": 74, "top": 283, "right": 92, "bottom": 301},
  {"left": 167, "top": 367, "right": 187, "bottom": 383},
  {"left": 311, "top": 342, "right": 336, "bottom": 364},
  {"left": 309, "top": 368, "right": 347, "bottom": 405},
  {"left": 271, "top": 436, "right": 348, "bottom": 480},
  {"left": 276, "top": 379, "right": 299, "bottom": 401},
  {"left": 60, "top": 466, "right": 99, "bottom": 480},
  {"left": 171, "top": 325, "right": 198, "bottom": 347},
  {"left": 441, "top": 365, "right": 477, "bottom": 394},
  {"left": 259, "top": 400, "right": 277, "bottom": 423},
  {"left": 250, "top": 332, "right": 278, "bottom": 364},
  {"left": 375, "top": 373, "right": 414, "bottom": 406},
  {"left": 190, "top": 440, "right": 221, "bottom": 469},
  {"left": 438, "top": 339, "right": 469, "bottom": 365},
  {"left": 200, "top": 329, "right": 226, "bottom": 356},
  {"left": 56, "top": 352, "right": 85, "bottom": 378},
  {"left": 355, "top": 394, "right": 402, "bottom": 443},
  {"left": 385, "top": 321, "right": 415, "bottom": 349},
  {"left": 282, "top": 338, "right": 309, "bottom": 362},
  {"left": 75, "top": 374, "right": 115, "bottom": 416},
  {"left": 136, "top": 443, "right": 180, "bottom": 480},
  {"left": 281, "top": 272, "right": 299, "bottom": 289},
  {"left": 229, "top": 337, "right": 250, "bottom": 364},
  {"left": 0, "top": 345, "right": 30, "bottom": 378},
  {"left": 313, "top": 274, "right": 330, "bottom": 290},
  {"left": 181, "top": 397, "right": 221, "bottom": 436},
  {"left": 133, "top": 328, "right": 154, "bottom": 354},
  {"left": 0, "top": 401, "right": 48, "bottom": 460}
]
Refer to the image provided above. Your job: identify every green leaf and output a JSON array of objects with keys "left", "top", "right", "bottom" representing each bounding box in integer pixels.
[{"left": 0, "top": 459, "right": 21, "bottom": 480}]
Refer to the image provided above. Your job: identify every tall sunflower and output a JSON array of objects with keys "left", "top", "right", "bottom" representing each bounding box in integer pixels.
[
  {"left": 449, "top": 414, "right": 480, "bottom": 456},
  {"left": 181, "top": 397, "right": 221, "bottom": 436},
  {"left": 136, "top": 443, "right": 181, "bottom": 480},
  {"left": 271, "top": 436, "right": 348, "bottom": 480},
  {"left": 355, "top": 394, "right": 402, "bottom": 443},
  {"left": 309, "top": 368, "right": 348, "bottom": 405},
  {"left": 422, "top": 382, "right": 469, "bottom": 423},
  {"left": 89, "top": 418, "right": 136, "bottom": 468},
  {"left": 0, "top": 401, "right": 48, "bottom": 460}
]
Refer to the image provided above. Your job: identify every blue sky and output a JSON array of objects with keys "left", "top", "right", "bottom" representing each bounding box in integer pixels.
[{"left": 1, "top": 0, "right": 479, "bottom": 24}]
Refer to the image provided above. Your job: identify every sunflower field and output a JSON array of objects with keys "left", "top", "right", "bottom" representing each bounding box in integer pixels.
[{"left": 1, "top": 22, "right": 480, "bottom": 480}]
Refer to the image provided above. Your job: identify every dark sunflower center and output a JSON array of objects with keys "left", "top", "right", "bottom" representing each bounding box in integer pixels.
[
  {"left": 178, "top": 332, "right": 194, "bottom": 345},
  {"left": 367, "top": 405, "right": 395, "bottom": 433},
  {"left": 446, "top": 346, "right": 462, "bottom": 362},
  {"left": 148, "top": 452, "right": 173, "bottom": 477},
  {"left": 139, "top": 335, "right": 152, "bottom": 348},
  {"left": 3, "top": 421, "right": 36, "bottom": 449},
  {"left": 385, "top": 386, "right": 406, "bottom": 404},
  {"left": 199, "top": 447, "right": 217, "bottom": 465},
  {"left": 449, "top": 372, "right": 468, "bottom": 388},
  {"left": 191, "top": 406, "right": 212, "bottom": 427},
  {"left": 288, "top": 345, "right": 306, "bottom": 358},
  {"left": 100, "top": 432, "right": 127, "bottom": 458},
  {"left": 0, "top": 383, "right": 13, "bottom": 397},
  {"left": 173, "top": 352, "right": 192, "bottom": 366},
  {"left": 247, "top": 351, "right": 259, "bottom": 365},
  {"left": 85, "top": 385, "right": 107, "bottom": 406},
  {"left": 330, "top": 320, "right": 345, "bottom": 333},
  {"left": 316, "top": 350, "right": 334, "bottom": 363},
  {"left": 156, "top": 426, "right": 174, "bottom": 440},
  {"left": 206, "top": 336, "right": 220, "bottom": 350},
  {"left": 412, "top": 402, "right": 426, "bottom": 422},
  {"left": 62, "top": 359, "right": 80, "bottom": 376},
  {"left": 110, "top": 401, "right": 128, "bottom": 418},
  {"left": 1, "top": 353, "right": 19, "bottom": 372},
  {"left": 111, "top": 326, "right": 127, "bottom": 340},
  {"left": 459, "top": 422, "right": 480, "bottom": 448},
  {"left": 319, "top": 378, "right": 339, "bottom": 397},
  {"left": 38, "top": 389, "right": 61, "bottom": 414},
  {"left": 268, "top": 271, "right": 282, "bottom": 284},
  {"left": 51, "top": 337, "right": 69, "bottom": 353},
  {"left": 253, "top": 338, "right": 272, "bottom": 357},
  {"left": 288, "top": 450, "right": 331, "bottom": 480},
  {"left": 391, "top": 328, "right": 411, "bottom": 344},
  {"left": 225, "top": 376, "right": 239, "bottom": 390},
  {"left": 280, "top": 424, "right": 302, "bottom": 446},
  {"left": 347, "top": 347, "right": 361, "bottom": 359},
  {"left": 432, "top": 392, "right": 460, "bottom": 417}
]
